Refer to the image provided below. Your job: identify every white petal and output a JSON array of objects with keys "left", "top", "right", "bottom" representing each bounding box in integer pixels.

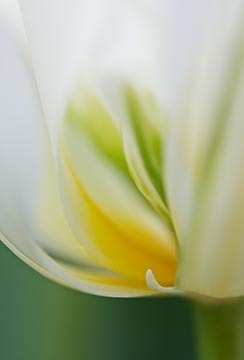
[
  {"left": 0, "top": 0, "right": 26, "bottom": 43},
  {"left": 171, "top": 0, "right": 244, "bottom": 298},
  {"left": 159, "top": 0, "right": 215, "bottom": 114},
  {"left": 119, "top": 85, "right": 171, "bottom": 219},
  {"left": 19, "top": 0, "right": 163, "bottom": 157},
  {"left": 59, "top": 87, "right": 177, "bottom": 287},
  {"left": 165, "top": 0, "right": 242, "bottom": 239},
  {"left": 0, "top": 13, "right": 154, "bottom": 297}
]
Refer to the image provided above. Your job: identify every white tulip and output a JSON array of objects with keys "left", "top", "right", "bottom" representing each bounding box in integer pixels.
[{"left": 0, "top": 0, "right": 244, "bottom": 303}]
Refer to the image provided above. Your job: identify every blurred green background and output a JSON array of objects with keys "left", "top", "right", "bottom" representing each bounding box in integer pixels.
[{"left": 0, "top": 241, "right": 196, "bottom": 360}]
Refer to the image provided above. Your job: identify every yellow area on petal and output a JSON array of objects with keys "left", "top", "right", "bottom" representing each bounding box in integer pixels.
[
  {"left": 62, "top": 264, "right": 154, "bottom": 293},
  {"left": 37, "top": 139, "right": 96, "bottom": 265},
  {"left": 60, "top": 150, "right": 177, "bottom": 288}
]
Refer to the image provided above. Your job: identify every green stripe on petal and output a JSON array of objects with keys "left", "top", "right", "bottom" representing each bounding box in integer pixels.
[
  {"left": 59, "top": 86, "right": 177, "bottom": 287},
  {"left": 65, "top": 88, "right": 128, "bottom": 175},
  {"left": 121, "top": 85, "right": 171, "bottom": 220}
]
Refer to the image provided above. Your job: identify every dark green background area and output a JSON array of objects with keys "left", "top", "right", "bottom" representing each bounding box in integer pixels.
[{"left": 0, "top": 242, "right": 196, "bottom": 360}]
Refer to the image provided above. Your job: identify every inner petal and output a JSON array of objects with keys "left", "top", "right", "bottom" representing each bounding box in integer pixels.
[{"left": 59, "top": 86, "right": 178, "bottom": 287}]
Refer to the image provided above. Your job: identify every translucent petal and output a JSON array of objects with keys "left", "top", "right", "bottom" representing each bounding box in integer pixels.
[
  {"left": 19, "top": 0, "right": 162, "bottom": 156},
  {"left": 172, "top": 1, "right": 244, "bottom": 298},
  {"left": 60, "top": 88, "right": 177, "bottom": 287},
  {"left": 159, "top": 0, "right": 215, "bottom": 114},
  {"left": 120, "top": 85, "right": 170, "bottom": 219},
  {"left": 0, "top": 12, "right": 153, "bottom": 297},
  {"left": 164, "top": 0, "right": 223, "bottom": 240},
  {"left": 0, "top": 0, "right": 25, "bottom": 43},
  {"left": 19, "top": 0, "right": 178, "bottom": 290}
]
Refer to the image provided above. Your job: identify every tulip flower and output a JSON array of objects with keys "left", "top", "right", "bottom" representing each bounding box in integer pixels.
[{"left": 1, "top": 0, "right": 244, "bottom": 359}]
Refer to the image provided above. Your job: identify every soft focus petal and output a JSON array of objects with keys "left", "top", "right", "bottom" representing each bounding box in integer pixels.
[
  {"left": 159, "top": 0, "right": 215, "bottom": 114},
  {"left": 19, "top": 0, "right": 162, "bottom": 155},
  {"left": 164, "top": 0, "right": 220, "bottom": 239},
  {"left": 0, "top": 8, "right": 154, "bottom": 297},
  {"left": 61, "top": 87, "right": 177, "bottom": 287},
  {"left": 172, "top": 0, "right": 244, "bottom": 298},
  {"left": 0, "top": 4, "right": 93, "bottom": 265},
  {"left": 0, "top": 0, "right": 25, "bottom": 43},
  {"left": 19, "top": 0, "right": 178, "bottom": 289},
  {"left": 120, "top": 85, "right": 171, "bottom": 219}
]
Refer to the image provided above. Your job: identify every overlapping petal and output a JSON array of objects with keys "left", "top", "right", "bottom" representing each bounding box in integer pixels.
[
  {"left": 60, "top": 87, "right": 177, "bottom": 287},
  {"left": 119, "top": 85, "right": 170, "bottom": 220},
  {"left": 168, "top": 0, "right": 244, "bottom": 298},
  {"left": 0, "top": 1, "right": 161, "bottom": 297},
  {"left": 18, "top": 0, "right": 178, "bottom": 291},
  {"left": 19, "top": 0, "right": 162, "bottom": 155},
  {"left": 2, "top": 0, "right": 243, "bottom": 301}
]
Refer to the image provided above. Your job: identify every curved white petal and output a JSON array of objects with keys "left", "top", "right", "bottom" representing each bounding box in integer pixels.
[
  {"left": 119, "top": 85, "right": 171, "bottom": 220},
  {"left": 0, "top": 12, "right": 154, "bottom": 297},
  {"left": 60, "top": 87, "right": 177, "bottom": 287},
  {"left": 165, "top": 0, "right": 241, "bottom": 239},
  {"left": 0, "top": 0, "right": 26, "bottom": 44},
  {"left": 170, "top": 0, "right": 244, "bottom": 298},
  {"left": 18, "top": 0, "right": 178, "bottom": 291},
  {"left": 19, "top": 0, "right": 163, "bottom": 157},
  {"left": 159, "top": 0, "right": 215, "bottom": 114},
  {"left": 163, "top": 1, "right": 222, "bottom": 239}
]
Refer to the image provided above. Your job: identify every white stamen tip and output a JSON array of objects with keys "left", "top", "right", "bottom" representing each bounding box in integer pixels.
[{"left": 146, "top": 269, "right": 182, "bottom": 296}]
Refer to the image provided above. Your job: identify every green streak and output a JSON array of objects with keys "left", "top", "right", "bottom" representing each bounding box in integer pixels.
[
  {"left": 124, "top": 86, "right": 165, "bottom": 201},
  {"left": 199, "top": 31, "right": 244, "bottom": 195},
  {"left": 65, "top": 91, "right": 129, "bottom": 175},
  {"left": 194, "top": 301, "right": 244, "bottom": 360}
]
